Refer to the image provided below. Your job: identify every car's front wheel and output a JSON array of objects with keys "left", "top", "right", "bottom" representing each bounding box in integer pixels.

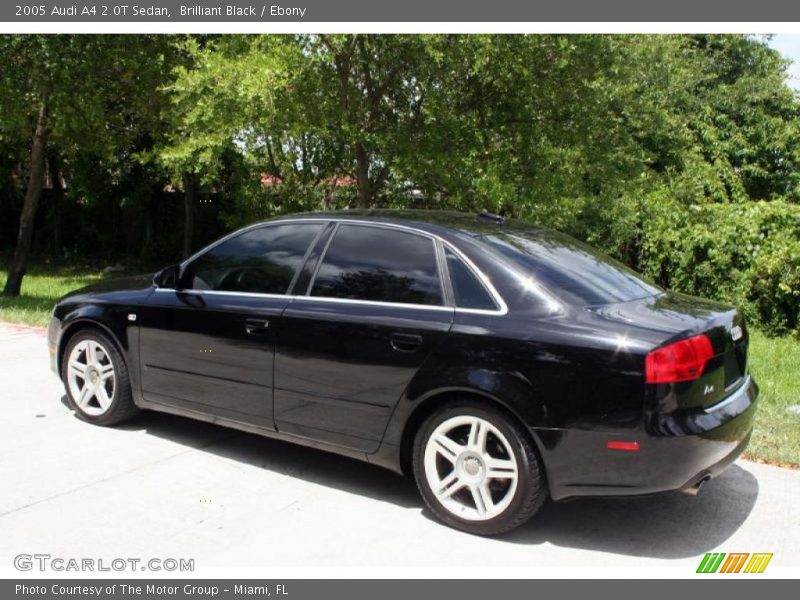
[
  {"left": 62, "top": 328, "right": 139, "bottom": 425},
  {"left": 413, "top": 402, "right": 547, "bottom": 535}
]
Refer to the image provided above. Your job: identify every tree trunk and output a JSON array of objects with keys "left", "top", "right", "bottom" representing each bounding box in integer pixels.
[
  {"left": 48, "top": 151, "right": 64, "bottom": 255},
  {"left": 142, "top": 209, "right": 154, "bottom": 256},
  {"left": 3, "top": 100, "right": 49, "bottom": 297},
  {"left": 182, "top": 173, "right": 196, "bottom": 258},
  {"left": 354, "top": 142, "right": 371, "bottom": 208},
  {"left": 322, "top": 178, "right": 337, "bottom": 210},
  {"left": 140, "top": 183, "right": 160, "bottom": 260}
]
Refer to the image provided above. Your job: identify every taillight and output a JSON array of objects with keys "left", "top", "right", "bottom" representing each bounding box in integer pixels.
[
  {"left": 645, "top": 334, "right": 714, "bottom": 384},
  {"left": 607, "top": 441, "right": 640, "bottom": 451}
]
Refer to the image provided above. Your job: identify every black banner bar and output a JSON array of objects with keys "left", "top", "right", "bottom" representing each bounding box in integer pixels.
[
  {"left": 2, "top": 579, "right": 790, "bottom": 600},
  {"left": 3, "top": 0, "right": 800, "bottom": 22}
]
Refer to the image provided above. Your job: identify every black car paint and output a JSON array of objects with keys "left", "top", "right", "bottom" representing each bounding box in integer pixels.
[
  {"left": 138, "top": 289, "right": 288, "bottom": 429},
  {"left": 48, "top": 210, "right": 758, "bottom": 501},
  {"left": 274, "top": 298, "right": 454, "bottom": 453}
]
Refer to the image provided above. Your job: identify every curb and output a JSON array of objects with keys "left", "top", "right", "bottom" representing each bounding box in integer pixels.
[{"left": 0, "top": 321, "right": 47, "bottom": 335}]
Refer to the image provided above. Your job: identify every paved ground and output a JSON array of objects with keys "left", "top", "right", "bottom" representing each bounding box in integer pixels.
[{"left": 1, "top": 322, "right": 798, "bottom": 573}]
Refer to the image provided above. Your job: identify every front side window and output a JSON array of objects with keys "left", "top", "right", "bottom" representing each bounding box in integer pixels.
[
  {"left": 310, "top": 224, "right": 443, "bottom": 306},
  {"left": 183, "top": 223, "right": 323, "bottom": 294}
]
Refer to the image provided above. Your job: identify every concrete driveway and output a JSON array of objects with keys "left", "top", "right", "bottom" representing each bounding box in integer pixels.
[{"left": 1, "top": 322, "right": 798, "bottom": 573}]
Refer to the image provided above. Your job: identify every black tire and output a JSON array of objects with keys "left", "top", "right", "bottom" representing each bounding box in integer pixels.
[
  {"left": 413, "top": 401, "right": 547, "bottom": 535},
  {"left": 61, "top": 327, "right": 139, "bottom": 426}
]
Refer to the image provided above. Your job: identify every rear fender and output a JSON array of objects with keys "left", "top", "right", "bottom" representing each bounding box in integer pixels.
[{"left": 381, "top": 365, "right": 547, "bottom": 448}]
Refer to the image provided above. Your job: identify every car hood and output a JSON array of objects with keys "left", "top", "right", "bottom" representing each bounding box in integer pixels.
[{"left": 59, "top": 273, "right": 155, "bottom": 302}]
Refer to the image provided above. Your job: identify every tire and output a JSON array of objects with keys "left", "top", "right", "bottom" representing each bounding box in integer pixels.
[
  {"left": 61, "top": 327, "right": 139, "bottom": 426},
  {"left": 413, "top": 401, "right": 547, "bottom": 535}
]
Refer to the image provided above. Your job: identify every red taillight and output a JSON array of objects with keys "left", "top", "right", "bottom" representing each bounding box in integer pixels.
[
  {"left": 607, "top": 441, "right": 640, "bottom": 451},
  {"left": 645, "top": 334, "right": 714, "bottom": 384}
]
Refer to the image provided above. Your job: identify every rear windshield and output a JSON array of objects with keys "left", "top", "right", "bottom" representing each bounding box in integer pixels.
[{"left": 480, "top": 230, "right": 662, "bottom": 306}]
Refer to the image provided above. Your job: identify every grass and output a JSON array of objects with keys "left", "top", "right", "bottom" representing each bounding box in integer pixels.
[
  {"left": 2, "top": 264, "right": 799, "bottom": 467},
  {"left": 746, "top": 331, "right": 800, "bottom": 467},
  {"left": 0, "top": 263, "right": 118, "bottom": 326}
]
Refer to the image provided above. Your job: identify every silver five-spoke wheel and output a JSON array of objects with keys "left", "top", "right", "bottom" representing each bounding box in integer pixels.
[
  {"left": 423, "top": 415, "right": 519, "bottom": 521},
  {"left": 66, "top": 339, "right": 116, "bottom": 416}
]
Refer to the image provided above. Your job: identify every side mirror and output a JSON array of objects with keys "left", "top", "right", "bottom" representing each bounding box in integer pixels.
[{"left": 153, "top": 264, "right": 181, "bottom": 289}]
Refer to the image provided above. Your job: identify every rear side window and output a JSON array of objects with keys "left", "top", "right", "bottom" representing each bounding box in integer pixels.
[
  {"left": 311, "top": 224, "right": 443, "bottom": 306},
  {"left": 184, "top": 223, "right": 323, "bottom": 294},
  {"left": 444, "top": 248, "right": 498, "bottom": 311}
]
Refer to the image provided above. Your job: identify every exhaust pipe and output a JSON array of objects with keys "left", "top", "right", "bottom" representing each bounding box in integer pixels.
[{"left": 683, "top": 475, "right": 712, "bottom": 496}]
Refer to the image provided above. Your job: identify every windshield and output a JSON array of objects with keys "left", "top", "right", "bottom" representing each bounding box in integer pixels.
[{"left": 480, "top": 230, "right": 662, "bottom": 306}]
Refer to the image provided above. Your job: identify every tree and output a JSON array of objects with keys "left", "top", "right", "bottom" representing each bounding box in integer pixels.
[
  {"left": 308, "top": 34, "right": 431, "bottom": 206},
  {"left": 683, "top": 35, "right": 800, "bottom": 202},
  {"left": 158, "top": 35, "right": 437, "bottom": 212},
  {"left": 4, "top": 99, "right": 49, "bottom": 297},
  {"left": 0, "top": 35, "right": 178, "bottom": 296},
  {"left": 154, "top": 35, "right": 292, "bottom": 254}
]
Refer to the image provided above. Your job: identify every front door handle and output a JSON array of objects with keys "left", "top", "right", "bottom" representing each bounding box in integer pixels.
[
  {"left": 245, "top": 318, "right": 270, "bottom": 336},
  {"left": 390, "top": 332, "right": 423, "bottom": 352}
]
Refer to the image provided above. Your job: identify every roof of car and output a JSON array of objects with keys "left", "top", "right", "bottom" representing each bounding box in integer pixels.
[{"left": 272, "top": 209, "right": 545, "bottom": 238}]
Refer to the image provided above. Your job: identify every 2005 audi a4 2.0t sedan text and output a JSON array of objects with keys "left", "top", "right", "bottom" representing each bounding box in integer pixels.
[{"left": 47, "top": 210, "right": 758, "bottom": 535}]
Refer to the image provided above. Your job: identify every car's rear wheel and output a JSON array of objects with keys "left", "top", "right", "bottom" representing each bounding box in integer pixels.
[
  {"left": 62, "top": 328, "right": 139, "bottom": 425},
  {"left": 413, "top": 401, "right": 547, "bottom": 535}
]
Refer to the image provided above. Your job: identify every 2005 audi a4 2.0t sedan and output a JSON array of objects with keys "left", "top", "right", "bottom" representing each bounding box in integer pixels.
[{"left": 47, "top": 210, "right": 758, "bottom": 535}]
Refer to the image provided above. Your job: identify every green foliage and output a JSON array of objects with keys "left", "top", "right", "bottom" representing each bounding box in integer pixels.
[
  {"left": 155, "top": 35, "right": 294, "bottom": 181},
  {"left": 0, "top": 35, "right": 176, "bottom": 160},
  {"left": 641, "top": 199, "right": 800, "bottom": 335},
  {"left": 747, "top": 330, "right": 800, "bottom": 466},
  {"left": 686, "top": 36, "right": 800, "bottom": 203},
  {"left": 0, "top": 34, "right": 184, "bottom": 263}
]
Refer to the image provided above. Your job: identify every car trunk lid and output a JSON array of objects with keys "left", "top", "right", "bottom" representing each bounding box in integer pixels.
[{"left": 589, "top": 292, "right": 749, "bottom": 410}]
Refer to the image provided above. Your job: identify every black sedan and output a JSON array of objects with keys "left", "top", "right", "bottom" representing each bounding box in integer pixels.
[{"left": 47, "top": 210, "right": 758, "bottom": 535}]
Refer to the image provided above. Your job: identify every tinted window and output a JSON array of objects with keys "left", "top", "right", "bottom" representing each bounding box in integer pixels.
[
  {"left": 481, "top": 230, "right": 662, "bottom": 306},
  {"left": 311, "top": 225, "right": 443, "bottom": 305},
  {"left": 184, "top": 223, "right": 323, "bottom": 294},
  {"left": 445, "top": 248, "right": 498, "bottom": 311}
]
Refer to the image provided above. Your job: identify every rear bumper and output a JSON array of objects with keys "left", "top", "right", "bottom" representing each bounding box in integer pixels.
[{"left": 540, "top": 375, "right": 758, "bottom": 501}]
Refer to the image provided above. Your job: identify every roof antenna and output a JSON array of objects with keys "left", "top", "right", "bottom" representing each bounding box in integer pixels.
[{"left": 478, "top": 210, "right": 505, "bottom": 224}]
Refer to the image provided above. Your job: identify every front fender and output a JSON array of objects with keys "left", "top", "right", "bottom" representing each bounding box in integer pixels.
[{"left": 55, "top": 304, "right": 133, "bottom": 375}]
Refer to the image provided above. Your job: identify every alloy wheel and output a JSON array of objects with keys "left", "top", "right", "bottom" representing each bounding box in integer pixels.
[
  {"left": 423, "top": 415, "right": 519, "bottom": 521},
  {"left": 66, "top": 339, "right": 116, "bottom": 416}
]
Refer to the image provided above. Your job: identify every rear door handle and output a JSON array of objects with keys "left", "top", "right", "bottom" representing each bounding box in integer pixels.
[
  {"left": 245, "top": 318, "right": 270, "bottom": 336},
  {"left": 390, "top": 332, "right": 423, "bottom": 352}
]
